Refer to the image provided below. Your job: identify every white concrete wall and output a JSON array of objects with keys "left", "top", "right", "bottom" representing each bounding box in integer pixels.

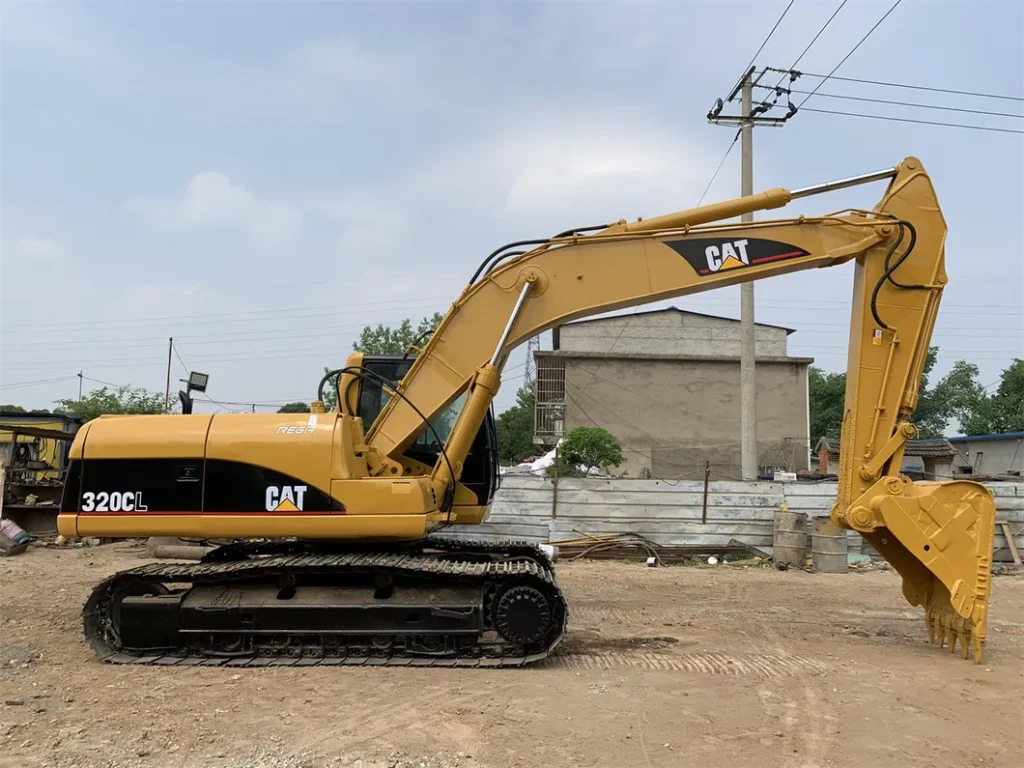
[
  {"left": 559, "top": 310, "right": 791, "bottom": 357},
  {"left": 458, "top": 477, "right": 1024, "bottom": 563}
]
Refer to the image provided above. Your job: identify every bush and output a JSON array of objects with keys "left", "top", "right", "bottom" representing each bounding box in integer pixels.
[{"left": 555, "top": 426, "right": 623, "bottom": 476}]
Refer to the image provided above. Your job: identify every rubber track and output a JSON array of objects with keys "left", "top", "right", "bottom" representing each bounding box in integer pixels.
[
  {"left": 199, "top": 535, "right": 554, "bottom": 568},
  {"left": 84, "top": 548, "right": 567, "bottom": 668},
  {"left": 425, "top": 534, "right": 554, "bottom": 568}
]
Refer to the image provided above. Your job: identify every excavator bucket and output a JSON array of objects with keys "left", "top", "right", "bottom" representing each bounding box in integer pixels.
[{"left": 837, "top": 477, "right": 996, "bottom": 662}]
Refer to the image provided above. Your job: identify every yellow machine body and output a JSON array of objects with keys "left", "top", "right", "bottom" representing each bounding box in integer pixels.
[{"left": 58, "top": 156, "right": 996, "bottom": 665}]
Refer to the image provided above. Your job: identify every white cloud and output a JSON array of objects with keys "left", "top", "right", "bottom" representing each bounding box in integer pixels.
[
  {"left": 0, "top": 0, "right": 126, "bottom": 75},
  {"left": 294, "top": 37, "right": 418, "bottom": 85},
  {"left": 13, "top": 235, "right": 69, "bottom": 263},
  {"left": 125, "top": 172, "right": 304, "bottom": 249},
  {"left": 313, "top": 114, "right": 718, "bottom": 240}
]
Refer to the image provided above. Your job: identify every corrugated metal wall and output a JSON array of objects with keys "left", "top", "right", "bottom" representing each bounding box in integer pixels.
[{"left": 459, "top": 477, "right": 1024, "bottom": 563}]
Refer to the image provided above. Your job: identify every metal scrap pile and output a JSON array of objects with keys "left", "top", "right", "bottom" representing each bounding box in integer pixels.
[{"left": 546, "top": 532, "right": 749, "bottom": 565}]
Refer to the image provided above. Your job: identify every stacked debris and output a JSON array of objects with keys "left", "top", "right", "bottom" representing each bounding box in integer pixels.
[{"left": 546, "top": 532, "right": 749, "bottom": 565}]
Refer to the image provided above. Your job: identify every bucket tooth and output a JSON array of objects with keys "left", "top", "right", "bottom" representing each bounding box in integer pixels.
[{"left": 851, "top": 478, "right": 994, "bottom": 663}]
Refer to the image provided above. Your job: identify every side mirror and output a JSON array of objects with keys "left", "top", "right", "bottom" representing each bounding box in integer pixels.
[{"left": 178, "top": 390, "right": 193, "bottom": 415}]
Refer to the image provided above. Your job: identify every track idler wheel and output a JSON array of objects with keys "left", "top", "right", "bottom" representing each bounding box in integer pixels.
[{"left": 495, "top": 586, "right": 552, "bottom": 645}]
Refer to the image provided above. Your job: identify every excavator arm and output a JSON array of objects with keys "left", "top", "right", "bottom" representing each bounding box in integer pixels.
[{"left": 359, "top": 156, "right": 995, "bottom": 661}]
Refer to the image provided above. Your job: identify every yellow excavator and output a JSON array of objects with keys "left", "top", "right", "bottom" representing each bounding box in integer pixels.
[{"left": 57, "top": 156, "right": 996, "bottom": 667}]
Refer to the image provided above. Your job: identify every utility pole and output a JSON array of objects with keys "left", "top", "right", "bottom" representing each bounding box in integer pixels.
[
  {"left": 164, "top": 337, "right": 173, "bottom": 413},
  {"left": 708, "top": 67, "right": 796, "bottom": 480},
  {"left": 524, "top": 335, "right": 540, "bottom": 386},
  {"left": 77, "top": 371, "right": 83, "bottom": 401},
  {"left": 739, "top": 72, "right": 757, "bottom": 481}
]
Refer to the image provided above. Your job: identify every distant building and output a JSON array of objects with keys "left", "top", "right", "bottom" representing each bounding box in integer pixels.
[
  {"left": 815, "top": 436, "right": 956, "bottom": 480},
  {"left": 948, "top": 432, "right": 1024, "bottom": 477},
  {"left": 532, "top": 307, "right": 813, "bottom": 479}
]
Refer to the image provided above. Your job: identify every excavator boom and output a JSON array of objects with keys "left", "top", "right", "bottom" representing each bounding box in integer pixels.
[{"left": 57, "top": 156, "right": 996, "bottom": 666}]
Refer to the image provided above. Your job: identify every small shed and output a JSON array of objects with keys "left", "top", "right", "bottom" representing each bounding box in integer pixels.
[
  {"left": 948, "top": 432, "right": 1024, "bottom": 477},
  {"left": 816, "top": 436, "right": 956, "bottom": 480},
  {"left": 0, "top": 412, "right": 82, "bottom": 534}
]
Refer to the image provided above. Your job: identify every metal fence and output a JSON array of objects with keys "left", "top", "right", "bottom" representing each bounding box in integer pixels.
[
  {"left": 533, "top": 355, "right": 565, "bottom": 444},
  {"left": 456, "top": 476, "right": 1024, "bottom": 563}
]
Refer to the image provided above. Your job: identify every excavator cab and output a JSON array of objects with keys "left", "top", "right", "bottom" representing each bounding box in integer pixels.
[{"left": 353, "top": 354, "right": 500, "bottom": 509}]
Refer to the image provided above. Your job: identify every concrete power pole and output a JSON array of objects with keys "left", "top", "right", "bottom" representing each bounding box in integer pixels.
[
  {"left": 739, "top": 72, "right": 758, "bottom": 480},
  {"left": 708, "top": 66, "right": 798, "bottom": 479},
  {"left": 524, "top": 335, "right": 540, "bottom": 386},
  {"left": 164, "top": 337, "right": 173, "bottom": 413}
]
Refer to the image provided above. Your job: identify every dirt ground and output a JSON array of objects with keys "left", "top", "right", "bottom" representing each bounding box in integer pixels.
[{"left": 1, "top": 544, "right": 1022, "bottom": 768}]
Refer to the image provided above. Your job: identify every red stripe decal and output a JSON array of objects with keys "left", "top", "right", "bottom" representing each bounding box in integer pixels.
[{"left": 751, "top": 250, "right": 805, "bottom": 264}]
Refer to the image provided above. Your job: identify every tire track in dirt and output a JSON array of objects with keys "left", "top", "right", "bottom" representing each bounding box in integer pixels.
[
  {"left": 749, "top": 600, "right": 834, "bottom": 768},
  {"left": 542, "top": 649, "right": 827, "bottom": 677},
  {"left": 289, "top": 684, "right": 489, "bottom": 754}
]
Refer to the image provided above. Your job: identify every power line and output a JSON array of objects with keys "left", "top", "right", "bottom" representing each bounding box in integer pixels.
[
  {"left": 4, "top": 301, "right": 1021, "bottom": 353},
  {"left": 784, "top": 0, "right": 848, "bottom": 75},
  {"left": 172, "top": 343, "right": 191, "bottom": 376},
  {"left": 696, "top": 129, "right": 740, "bottom": 206},
  {"left": 789, "top": 71, "right": 1024, "bottom": 103},
  {"left": 0, "top": 296, "right": 453, "bottom": 333},
  {"left": 798, "top": 0, "right": 904, "bottom": 108},
  {"left": 1, "top": 318, "right": 427, "bottom": 349},
  {"left": 799, "top": 106, "right": 1024, "bottom": 134},
  {"left": 0, "top": 375, "right": 77, "bottom": 390},
  {"left": 701, "top": 0, "right": 795, "bottom": 207},
  {"left": 756, "top": 85, "right": 1023, "bottom": 119},
  {"left": 0, "top": 268, "right": 469, "bottom": 308},
  {"left": 763, "top": 0, "right": 849, "bottom": 98},
  {"left": 5, "top": 322, "right": 1021, "bottom": 370},
  {"left": 4, "top": 306, "right": 1020, "bottom": 361},
  {"left": 726, "top": 0, "right": 797, "bottom": 97},
  {"left": 81, "top": 375, "right": 129, "bottom": 389}
]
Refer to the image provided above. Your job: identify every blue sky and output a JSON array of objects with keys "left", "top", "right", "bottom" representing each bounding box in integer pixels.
[{"left": 2, "top": 0, "right": 1022, "bottom": 418}]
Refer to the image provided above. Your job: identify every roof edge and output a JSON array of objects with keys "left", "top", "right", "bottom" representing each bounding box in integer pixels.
[
  {"left": 947, "top": 432, "right": 1024, "bottom": 443},
  {"left": 537, "top": 350, "right": 814, "bottom": 364},
  {"left": 560, "top": 306, "right": 797, "bottom": 335}
]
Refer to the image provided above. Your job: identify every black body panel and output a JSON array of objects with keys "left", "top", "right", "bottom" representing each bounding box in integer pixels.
[
  {"left": 73, "top": 457, "right": 204, "bottom": 513},
  {"left": 203, "top": 460, "right": 343, "bottom": 513},
  {"left": 62, "top": 457, "right": 341, "bottom": 513}
]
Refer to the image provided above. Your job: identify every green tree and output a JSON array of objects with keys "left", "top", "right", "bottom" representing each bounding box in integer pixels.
[
  {"left": 495, "top": 381, "right": 536, "bottom": 465},
  {"left": 321, "top": 367, "right": 339, "bottom": 412},
  {"left": 909, "top": 347, "right": 950, "bottom": 438},
  {"left": 988, "top": 358, "right": 1024, "bottom": 433},
  {"left": 353, "top": 312, "right": 445, "bottom": 355},
  {"left": 807, "top": 347, "right": 1017, "bottom": 441},
  {"left": 808, "top": 366, "right": 847, "bottom": 447},
  {"left": 0, "top": 405, "right": 52, "bottom": 414},
  {"left": 557, "top": 425, "right": 623, "bottom": 476},
  {"left": 929, "top": 359, "right": 990, "bottom": 436},
  {"left": 320, "top": 313, "right": 446, "bottom": 413},
  {"left": 277, "top": 401, "right": 311, "bottom": 413},
  {"left": 54, "top": 385, "right": 167, "bottom": 423}
]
